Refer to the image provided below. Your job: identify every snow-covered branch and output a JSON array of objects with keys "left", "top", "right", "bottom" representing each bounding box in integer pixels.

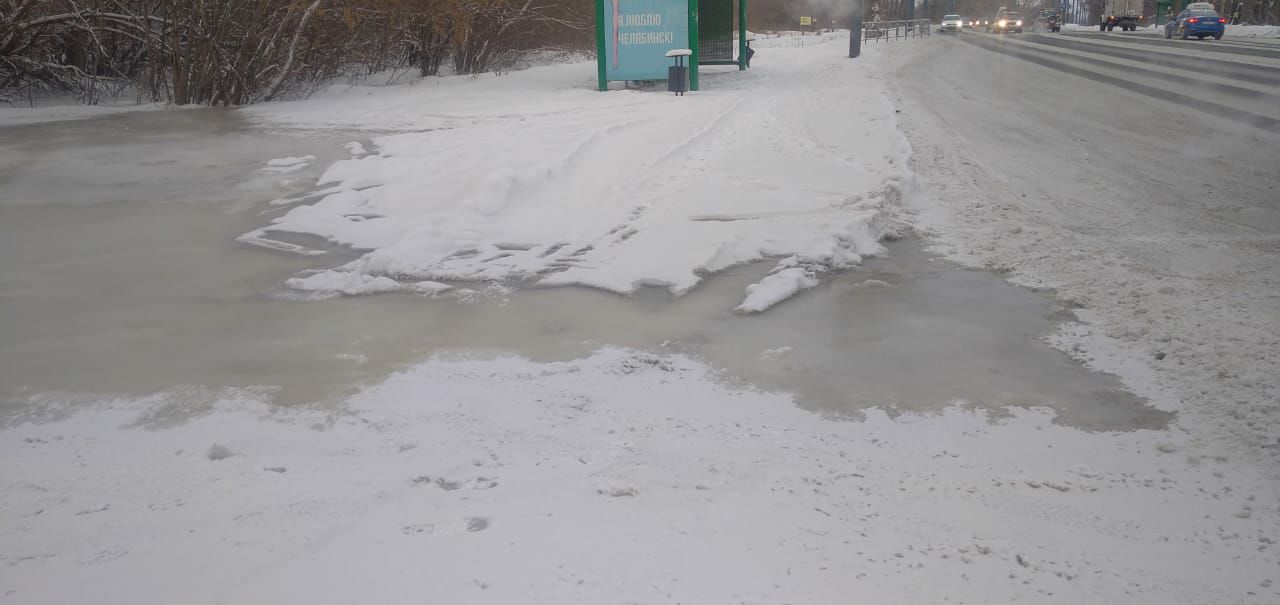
[{"left": 259, "top": 0, "right": 326, "bottom": 102}]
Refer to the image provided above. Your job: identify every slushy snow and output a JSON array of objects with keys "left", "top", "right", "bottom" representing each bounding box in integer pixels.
[{"left": 242, "top": 33, "right": 906, "bottom": 310}]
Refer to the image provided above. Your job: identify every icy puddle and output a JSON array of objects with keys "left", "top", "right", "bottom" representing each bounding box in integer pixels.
[{"left": 0, "top": 110, "right": 1167, "bottom": 431}]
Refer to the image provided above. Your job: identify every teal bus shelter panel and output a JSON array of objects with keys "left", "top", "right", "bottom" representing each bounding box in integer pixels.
[{"left": 603, "top": 0, "right": 690, "bottom": 81}]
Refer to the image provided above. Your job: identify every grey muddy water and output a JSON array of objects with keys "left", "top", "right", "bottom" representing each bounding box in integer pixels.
[{"left": 0, "top": 109, "right": 1169, "bottom": 430}]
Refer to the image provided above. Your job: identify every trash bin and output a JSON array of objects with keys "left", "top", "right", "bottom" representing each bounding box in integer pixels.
[
  {"left": 665, "top": 49, "right": 692, "bottom": 96},
  {"left": 667, "top": 65, "right": 689, "bottom": 95}
]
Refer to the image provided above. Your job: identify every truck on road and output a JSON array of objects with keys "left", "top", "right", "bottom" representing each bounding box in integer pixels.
[{"left": 1101, "top": 0, "right": 1144, "bottom": 31}]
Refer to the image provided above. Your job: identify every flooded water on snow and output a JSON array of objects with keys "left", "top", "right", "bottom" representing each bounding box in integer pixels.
[{"left": 0, "top": 109, "right": 1170, "bottom": 431}]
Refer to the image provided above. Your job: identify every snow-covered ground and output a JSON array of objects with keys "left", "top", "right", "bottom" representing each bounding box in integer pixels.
[
  {"left": 241, "top": 33, "right": 907, "bottom": 311},
  {"left": 1226, "top": 24, "right": 1280, "bottom": 38},
  {"left": 3, "top": 31, "right": 1279, "bottom": 605},
  {"left": 4, "top": 349, "right": 1276, "bottom": 604}
]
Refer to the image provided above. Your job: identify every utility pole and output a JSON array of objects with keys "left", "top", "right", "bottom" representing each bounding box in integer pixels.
[{"left": 850, "top": 0, "right": 865, "bottom": 58}]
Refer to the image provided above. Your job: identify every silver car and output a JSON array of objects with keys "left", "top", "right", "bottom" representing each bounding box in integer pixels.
[{"left": 940, "top": 14, "right": 964, "bottom": 33}]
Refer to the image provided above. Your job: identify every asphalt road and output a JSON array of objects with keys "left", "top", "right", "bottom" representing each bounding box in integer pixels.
[
  {"left": 885, "top": 29, "right": 1280, "bottom": 460},
  {"left": 943, "top": 28, "right": 1280, "bottom": 129}
]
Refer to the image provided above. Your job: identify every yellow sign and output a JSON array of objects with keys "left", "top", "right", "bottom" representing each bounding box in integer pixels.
[{"left": 800, "top": 16, "right": 813, "bottom": 26}]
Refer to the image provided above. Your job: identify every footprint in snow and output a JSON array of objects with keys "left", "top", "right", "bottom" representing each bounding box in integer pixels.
[
  {"left": 400, "top": 517, "right": 491, "bottom": 536},
  {"left": 411, "top": 476, "right": 498, "bottom": 491}
]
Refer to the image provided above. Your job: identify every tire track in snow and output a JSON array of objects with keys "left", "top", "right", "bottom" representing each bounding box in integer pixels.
[{"left": 528, "top": 96, "right": 753, "bottom": 287}]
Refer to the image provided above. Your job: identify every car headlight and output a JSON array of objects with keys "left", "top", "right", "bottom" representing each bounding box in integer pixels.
[
  {"left": 1016, "top": 20, "right": 1023, "bottom": 26},
  {"left": 998, "top": 19, "right": 1007, "bottom": 27}
]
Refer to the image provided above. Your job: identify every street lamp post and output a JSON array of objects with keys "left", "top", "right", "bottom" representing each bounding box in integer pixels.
[{"left": 850, "top": 0, "right": 865, "bottom": 57}]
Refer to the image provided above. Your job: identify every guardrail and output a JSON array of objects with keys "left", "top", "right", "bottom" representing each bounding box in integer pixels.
[{"left": 863, "top": 19, "right": 932, "bottom": 43}]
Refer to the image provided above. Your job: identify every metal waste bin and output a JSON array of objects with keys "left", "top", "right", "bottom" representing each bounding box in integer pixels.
[
  {"left": 665, "top": 49, "right": 692, "bottom": 96},
  {"left": 667, "top": 65, "right": 689, "bottom": 95}
]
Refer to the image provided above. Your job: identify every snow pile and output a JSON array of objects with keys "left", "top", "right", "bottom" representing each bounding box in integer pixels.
[
  {"left": 737, "top": 267, "right": 819, "bottom": 312},
  {"left": 243, "top": 39, "right": 908, "bottom": 311},
  {"left": 284, "top": 271, "right": 452, "bottom": 298},
  {"left": 2, "top": 349, "right": 1276, "bottom": 604},
  {"left": 284, "top": 271, "right": 405, "bottom": 296},
  {"left": 1226, "top": 24, "right": 1280, "bottom": 38}
]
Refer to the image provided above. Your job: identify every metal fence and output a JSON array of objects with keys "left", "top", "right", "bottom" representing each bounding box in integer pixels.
[{"left": 862, "top": 19, "right": 933, "bottom": 44}]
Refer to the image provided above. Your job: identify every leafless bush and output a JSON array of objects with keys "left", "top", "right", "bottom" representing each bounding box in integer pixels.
[{"left": 1, "top": 0, "right": 594, "bottom": 106}]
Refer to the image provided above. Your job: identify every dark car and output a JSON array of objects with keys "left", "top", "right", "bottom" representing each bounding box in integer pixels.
[{"left": 1165, "top": 7, "right": 1226, "bottom": 39}]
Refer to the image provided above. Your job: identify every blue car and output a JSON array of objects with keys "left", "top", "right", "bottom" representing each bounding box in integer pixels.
[{"left": 1165, "top": 7, "right": 1226, "bottom": 40}]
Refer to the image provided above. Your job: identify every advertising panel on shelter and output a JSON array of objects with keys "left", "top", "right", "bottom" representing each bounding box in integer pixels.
[{"left": 603, "top": 0, "right": 690, "bottom": 81}]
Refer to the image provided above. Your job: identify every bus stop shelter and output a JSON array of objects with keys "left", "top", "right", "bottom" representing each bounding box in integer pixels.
[{"left": 595, "top": 0, "right": 750, "bottom": 92}]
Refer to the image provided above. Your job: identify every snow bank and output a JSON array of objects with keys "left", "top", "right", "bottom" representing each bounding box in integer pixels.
[
  {"left": 243, "top": 61, "right": 622, "bottom": 133},
  {"left": 1226, "top": 24, "right": 1280, "bottom": 38},
  {"left": 749, "top": 30, "right": 853, "bottom": 49},
  {"left": 243, "top": 39, "right": 907, "bottom": 311},
  {"left": 3, "top": 349, "right": 1275, "bottom": 604}
]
